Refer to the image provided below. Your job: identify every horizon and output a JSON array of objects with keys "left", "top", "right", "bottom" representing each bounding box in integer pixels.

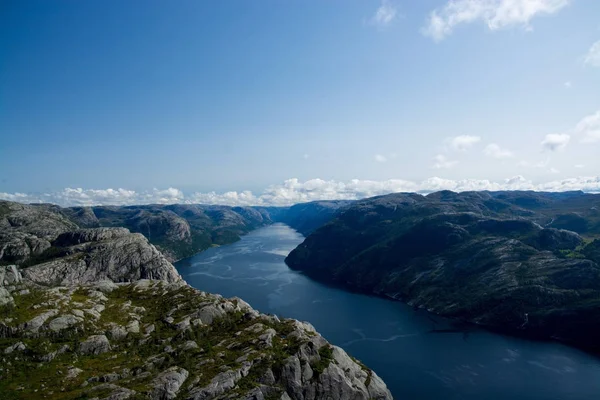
[
  {"left": 2, "top": 0, "right": 600, "bottom": 206},
  {"left": 2, "top": 176, "right": 599, "bottom": 207}
]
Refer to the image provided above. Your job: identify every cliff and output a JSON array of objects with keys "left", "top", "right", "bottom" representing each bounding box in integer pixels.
[
  {"left": 286, "top": 191, "right": 600, "bottom": 352},
  {"left": 0, "top": 200, "right": 392, "bottom": 400}
]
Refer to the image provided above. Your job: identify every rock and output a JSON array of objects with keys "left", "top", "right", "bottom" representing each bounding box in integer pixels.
[
  {"left": 85, "top": 383, "right": 136, "bottom": 400},
  {"left": 144, "top": 324, "right": 155, "bottom": 335},
  {"left": 175, "top": 318, "right": 190, "bottom": 331},
  {"left": 66, "top": 367, "right": 83, "bottom": 379},
  {"left": 53, "top": 228, "right": 130, "bottom": 247},
  {"left": 48, "top": 314, "right": 83, "bottom": 332},
  {"left": 0, "top": 287, "right": 13, "bottom": 306},
  {"left": 79, "top": 335, "right": 111, "bottom": 355},
  {"left": 22, "top": 309, "right": 59, "bottom": 333},
  {"left": 4, "top": 341, "right": 26, "bottom": 354},
  {"left": 188, "top": 362, "right": 252, "bottom": 400},
  {"left": 126, "top": 320, "right": 140, "bottom": 333},
  {"left": 0, "top": 265, "right": 22, "bottom": 286},
  {"left": 93, "top": 280, "right": 119, "bottom": 293},
  {"left": 150, "top": 366, "right": 189, "bottom": 400},
  {"left": 20, "top": 228, "right": 182, "bottom": 286},
  {"left": 181, "top": 340, "right": 199, "bottom": 351},
  {"left": 257, "top": 328, "right": 276, "bottom": 348},
  {"left": 110, "top": 324, "right": 128, "bottom": 341},
  {"left": 100, "top": 373, "right": 120, "bottom": 382},
  {"left": 40, "top": 344, "right": 70, "bottom": 362}
]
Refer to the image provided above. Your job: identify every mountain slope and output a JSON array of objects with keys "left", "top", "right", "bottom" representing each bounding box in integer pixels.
[
  {"left": 0, "top": 200, "right": 392, "bottom": 400},
  {"left": 286, "top": 191, "right": 600, "bottom": 351}
]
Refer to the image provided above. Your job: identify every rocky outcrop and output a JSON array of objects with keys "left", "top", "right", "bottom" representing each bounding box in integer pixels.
[
  {"left": 0, "top": 201, "right": 182, "bottom": 285},
  {"left": 0, "top": 280, "right": 392, "bottom": 400},
  {"left": 20, "top": 229, "right": 181, "bottom": 285},
  {"left": 79, "top": 334, "right": 112, "bottom": 355}
]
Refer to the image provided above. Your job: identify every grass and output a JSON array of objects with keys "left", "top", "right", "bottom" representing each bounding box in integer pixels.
[{"left": 0, "top": 280, "right": 339, "bottom": 399}]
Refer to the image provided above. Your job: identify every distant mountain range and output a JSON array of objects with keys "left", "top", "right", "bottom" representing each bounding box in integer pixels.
[{"left": 0, "top": 200, "right": 348, "bottom": 265}]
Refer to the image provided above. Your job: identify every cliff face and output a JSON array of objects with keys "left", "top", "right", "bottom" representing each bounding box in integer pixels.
[
  {"left": 2, "top": 200, "right": 351, "bottom": 263},
  {"left": 0, "top": 275, "right": 391, "bottom": 400},
  {"left": 0, "top": 200, "right": 393, "bottom": 400},
  {"left": 286, "top": 191, "right": 600, "bottom": 352}
]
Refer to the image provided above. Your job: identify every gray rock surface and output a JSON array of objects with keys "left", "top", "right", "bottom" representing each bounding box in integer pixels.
[
  {"left": 21, "top": 229, "right": 181, "bottom": 285},
  {"left": 151, "top": 366, "right": 189, "bottom": 400},
  {"left": 79, "top": 334, "right": 112, "bottom": 355}
]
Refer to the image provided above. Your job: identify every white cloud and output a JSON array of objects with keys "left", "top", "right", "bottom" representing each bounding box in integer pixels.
[
  {"left": 564, "top": 81, "right": 572, "bottom": 89},
  {"left": 303, "top": 154, "right": 310, "bottom": 159},
  {"left": 518, "top": 158, "right": 549, "bottom": 168},
  {"left": 574, "top": 110, "right": 600, "bottom": 143},
  {"left": 422, "top": 0, "right": 571, "bottom": 42},
  {"left": 541, "top": 133, "right": 570, "bottom": 151},
  {"left": 584, "top": 40, "right": 600, "bottom": 67},
  {"left": 374, "top": 154, "right": 387, "bottom": 163},
  {"left": 575, "top": 164, "right": 585, "bottom": 168},
  {"left": 2, "top": 177, "right": 600, "bottom": 207},
  {"left": 370, "top": 0, "right": 397, "bottom": 28},
  {"left": 432, "top": 154, "right": 459, "bottom": 169},
  {"left": 449, "top": 135, "right": 481, "bottom": 151},
  {"left": 549, "top": 167, "right": 560, "bottom": 174},
  {"left": 4, "top": 177, "right": 600, "bottom": 207},
  {"left": 483, "top": 143, "right": 514, "bottom": 159}
]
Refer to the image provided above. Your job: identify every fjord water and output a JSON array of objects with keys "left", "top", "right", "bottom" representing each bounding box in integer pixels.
[{"left": 175, "top": 224, "right": 600, "bottom": 400}]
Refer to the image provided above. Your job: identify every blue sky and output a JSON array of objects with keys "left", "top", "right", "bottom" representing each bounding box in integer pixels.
[{"left": 1, "top": 0, "right": 600, "bottom": 206}]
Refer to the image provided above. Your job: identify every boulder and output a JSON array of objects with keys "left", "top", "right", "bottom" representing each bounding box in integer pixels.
[
  {"left": 150, "top": 366, "right": 189, "bottom": 400},
  {"left": 79, "top": 334, "right": 111, "bottom": 355}
]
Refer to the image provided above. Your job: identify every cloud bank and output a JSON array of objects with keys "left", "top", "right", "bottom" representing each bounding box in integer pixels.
[
  {"left": 423, "top": 0, "right": 571, "bottom": 41},
  {"left": 2, "top": 176, "right": 599, "bottom": 208}
]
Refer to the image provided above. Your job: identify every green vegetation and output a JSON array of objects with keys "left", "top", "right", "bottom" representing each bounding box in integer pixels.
[
  {"left": 0, "top": 281, "right": 321, "bottom": 399},
  {"left": 311, "top": 345, "right": 334, "bottom": 376}
]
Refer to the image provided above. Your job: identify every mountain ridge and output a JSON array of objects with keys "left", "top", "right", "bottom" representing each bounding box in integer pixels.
[{"left": 285, "top": 190, "right": 600, "bottom": 352}]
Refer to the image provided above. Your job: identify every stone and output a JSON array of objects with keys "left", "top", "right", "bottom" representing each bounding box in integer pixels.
[
  {"left": 79, "top": 335, "right": 111, "bottom": 355},
  {"left": 4, "top": 341, "right": 26, "bottom": 354},
  {"left": 150, "top": 366, "right": 189, "bottom": 400},
  {"left": 72, "top": 309, "right": 85, "bottom": 318},
  {"left": 48, "top": 314, "right": 83, "bottom": 332},
  {"left": 110, "top": 324, "right": 128, "bottom": 341},
  {"left": 181, "top": 340, "right": 198, "bottom": 351},
  {"left": 66, "top": 367, "right": 83, "bottom": 379},
  {"left": 0, "top": 287, "right": 13, "bottom": 306},
  {"left": 22, "top": 309, "right": 59, "bottom": 333},
  {"left": 126, "top": 320, "right": 140, "bottom": 333}
]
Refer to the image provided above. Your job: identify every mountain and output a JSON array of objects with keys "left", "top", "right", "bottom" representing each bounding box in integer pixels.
[
  {"left": 276, "top": 201, "right": 353, "bottom": 236},
  {"left": 54, "top": 201, "right": 347, "bottom": 262},
  {"left": 61, "top": 204, "right": 277, "bottom": 262},
  {"left": 286, "top": 190, "right": 600, "bottom": 352},
  {"left": 0, "top": 200, "right": 392, "bottom": 400}
]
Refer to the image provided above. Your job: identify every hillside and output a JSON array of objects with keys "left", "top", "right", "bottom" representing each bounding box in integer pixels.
[
  {"left": 0, "top": 200, "right": 392, "bottom": 400},
  {"left": 286, "top": 190, "right": 600, "bottom": 351}
]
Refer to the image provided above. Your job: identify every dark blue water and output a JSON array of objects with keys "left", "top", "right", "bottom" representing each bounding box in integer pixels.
[{"left": 175, "top": 224, "right": 600, "bottom": 400}]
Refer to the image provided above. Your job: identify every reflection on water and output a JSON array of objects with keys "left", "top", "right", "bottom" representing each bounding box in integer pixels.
[{"left": 175, "top": 224, "right": 600, "bottom": 400}]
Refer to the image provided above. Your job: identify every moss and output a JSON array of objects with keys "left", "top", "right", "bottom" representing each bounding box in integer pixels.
[
  {"left": 5, "top": 288, "right": 52, "bottom": 324},
  {"left": 310, "top": 345, "right": 335, "bottom": 376},
  {"left": 0, "top": 282, "right": 317, "bottom": 399}
]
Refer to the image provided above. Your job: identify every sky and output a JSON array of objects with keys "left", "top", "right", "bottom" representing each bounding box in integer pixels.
[{"left": 1, "top": 0, "right": 600, "bottom": 206}]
